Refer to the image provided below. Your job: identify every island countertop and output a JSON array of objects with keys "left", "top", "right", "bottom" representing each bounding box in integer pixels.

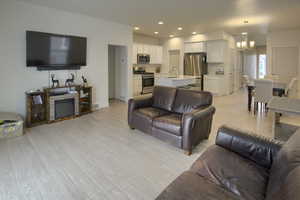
[
  {"left": 155, "top": 75, "right": 200, "bottom": 87},
  {"left": 155, "top": 74, "right": 201, "bottom": 79}
]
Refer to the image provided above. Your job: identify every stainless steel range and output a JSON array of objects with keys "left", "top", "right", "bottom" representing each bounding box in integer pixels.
[
  {"left": 141, "top": 73, "right": 154, "bottom": 94},
  {"left": 134, "top": 70, "right": 154, "bottom": 94}
]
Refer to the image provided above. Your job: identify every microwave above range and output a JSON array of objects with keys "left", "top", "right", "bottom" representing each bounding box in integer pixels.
[{"left": 137, "top": 54, "right": 150, "bottom": 64}]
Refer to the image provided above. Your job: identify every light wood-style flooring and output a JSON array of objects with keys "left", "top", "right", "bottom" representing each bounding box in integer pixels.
[{"left": 1, "top": 89, "right": 299, "bottom": 200}]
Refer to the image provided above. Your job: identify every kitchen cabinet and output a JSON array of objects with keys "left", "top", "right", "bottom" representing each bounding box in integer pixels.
[
  {"left": 151, "top": 46, "right": 163, "bottom": 64},
  {"left": 155, "top": 76, "right": 196, "bottom": 87},
  {"left": 204, "top": 75, "right": 227, "bottom": 96},
  {"left": 184, "top": 42, "right": 206, "bottom": 53},
  {"left": 206, "top": 40, "right": 227, "bottom": 63},
  {"left": 133, "top": 75, "right": 142, "bottom": 96},
  {"left": 133, "top": 43, "right": 163, "bottom": 64},
  {"left": 136, "top": 44, "right": 144, "bottom": 54}
]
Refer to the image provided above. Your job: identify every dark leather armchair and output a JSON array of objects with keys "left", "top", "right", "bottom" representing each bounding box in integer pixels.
[
  {"left": 156, "top": 125, "right": 300, "bottom": 200},
  {"left": 128, "top": 86, "right": 215, "bottom": 155}
]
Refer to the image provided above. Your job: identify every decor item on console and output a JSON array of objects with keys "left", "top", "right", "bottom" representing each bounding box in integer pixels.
[
  {"left": 65, "top": 73, "right": 75, "bottom": 87},
  {"left": 82, "top": 76, "right": 88, "bottom": 87},
  {"left": 128, "top": 86, "right": 215, "bottom": 155},
  {"left": 51, "top": 74, "right": 60, "bottom": 88},
  {"left": 156, "top": 125, "right": 300, "bottom": 200}
]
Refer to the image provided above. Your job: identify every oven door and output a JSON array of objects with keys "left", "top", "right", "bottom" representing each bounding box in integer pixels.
[{"left": 142, "top": 75, "right": 154, "bottom": 94}]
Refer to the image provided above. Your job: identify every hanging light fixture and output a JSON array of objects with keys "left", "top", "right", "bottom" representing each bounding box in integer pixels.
[
  {"left": 249, "top": 41, "right": 255, "bottom": 48},
  {"left": 236, "top": 32, "right": 255, "bottom": 50}
]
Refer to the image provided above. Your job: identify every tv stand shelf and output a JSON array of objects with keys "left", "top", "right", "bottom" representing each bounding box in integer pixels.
[{"left": 26, "top": 85, "right": 92, "bottom": 127}]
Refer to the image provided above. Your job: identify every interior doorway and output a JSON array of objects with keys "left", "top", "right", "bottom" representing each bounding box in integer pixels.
[
  {"left": 168, "top": 50, "right": 180, "bottom": 76},
  {"left": 108, "top": 45, "right": 128, "bottom": 104}
]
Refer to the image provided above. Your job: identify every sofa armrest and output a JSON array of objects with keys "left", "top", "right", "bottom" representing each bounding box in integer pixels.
[
  {"left": 216, "top": 125, "right": 284, "bottom": 169},
  {"left": 182, "top": 106, "right": 216, "bottom": 154},
  {"left": 128, "top": 95, "right": 153, "bottom": 125}
]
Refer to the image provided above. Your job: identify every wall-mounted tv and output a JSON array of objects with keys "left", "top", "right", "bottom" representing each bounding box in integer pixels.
[{"left": 26, "top": 31, "right": 87, "bottom": 70}]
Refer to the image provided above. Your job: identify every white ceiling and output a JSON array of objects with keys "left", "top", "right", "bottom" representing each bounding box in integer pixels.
[{"left": 18, "top": 0, "right": 300, "bottom": 42}]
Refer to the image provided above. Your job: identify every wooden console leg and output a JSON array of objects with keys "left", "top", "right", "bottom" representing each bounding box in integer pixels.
[{"left": 184, "top": 150, "right": 192, "bottom": 156}]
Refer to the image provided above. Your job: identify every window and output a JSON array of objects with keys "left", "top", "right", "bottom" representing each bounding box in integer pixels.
[{"left": 258, "top": 54, "right": 266, "bottom": 79}]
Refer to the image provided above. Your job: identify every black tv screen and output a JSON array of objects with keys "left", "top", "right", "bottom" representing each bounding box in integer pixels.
[{"left": 26, "top": 31, "right": 87, "bottom": 69}]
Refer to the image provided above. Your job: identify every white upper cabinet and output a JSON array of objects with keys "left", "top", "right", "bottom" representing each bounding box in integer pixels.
[
  {"left": 184, "top": 42, "right": 206, "bottom": 53},
  {"left": 133, "top": 43, "right": 163, "bottom": 64},
  {"left": 206, "top": 40, "right": 227, "bottom": 63},
  {"left": 149, "top": 45, "right": 157, "bottom": 64},
  {"left": 153, "top": 46, "right": 163, "bottom": 64},
  {"left": 136, "top": 44, "right": 144, "bottom": 54}
]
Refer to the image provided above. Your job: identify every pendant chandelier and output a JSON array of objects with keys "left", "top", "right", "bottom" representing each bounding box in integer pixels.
[{"left": 236, "top": 32, "right": 255, "bottom": 50}]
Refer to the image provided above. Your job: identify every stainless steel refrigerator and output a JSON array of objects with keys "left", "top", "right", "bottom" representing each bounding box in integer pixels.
[{"left": 184, "top": 53, "right": 207, "bottom": 90}]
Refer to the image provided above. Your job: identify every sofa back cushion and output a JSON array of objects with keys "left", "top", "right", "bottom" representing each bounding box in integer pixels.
[
  {"left": 152, "top": 86, "right": 177, "bottom": 112},
  {"left": 266, "top": 130, "right": 300, "bottom": 200},
  {"left": 172, "top": 89, "right": 212, "bottom": 114}
]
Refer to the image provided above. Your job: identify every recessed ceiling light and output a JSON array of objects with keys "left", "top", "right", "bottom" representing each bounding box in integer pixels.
[
  {"left": 169, "top": 34, "right": 174, "bottom": 38},
  {"left": 158, "top": 21, "right": 164, "bottom": 25},
  {"left": 154, "top": 32, "right": 159, "bottom": 34},
  {"left": 177, "top": 27, "right": 183, "bottom": 30},
  {"left": 242, "top": 32, "right": 248, "bottom": 35},
  {"left": 134, "top": 27, "right": 140, "bottom": 30},
  {"left": 192, "top": 32, "right": 197, "bottom": 35}
]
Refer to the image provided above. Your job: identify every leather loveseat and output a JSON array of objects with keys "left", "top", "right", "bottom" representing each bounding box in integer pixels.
[
  {"left": 128, "top": 86, "right": 215, "bottom": 155},
  {"left": 156, "top": 125, "right": 300, "bottom": 200}
]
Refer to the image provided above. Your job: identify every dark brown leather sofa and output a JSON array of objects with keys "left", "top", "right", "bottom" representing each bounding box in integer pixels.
[
  {"left": 156, "top": 125, "right": 300, "bottom": 200},
  {"left": 128, "top": 86, "right": 215, "bottom": 155}
]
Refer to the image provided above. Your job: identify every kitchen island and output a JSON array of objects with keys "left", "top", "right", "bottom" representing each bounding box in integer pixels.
[{"left": 155, "top": 75, "right": 200, "bottom": 88}]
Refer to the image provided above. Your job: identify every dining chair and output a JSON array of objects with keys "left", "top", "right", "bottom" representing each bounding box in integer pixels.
[
  {"left": 285, "top": 77, "right": 298, "bottom": 97},
  {"left": 253, "top": 79, "right": 274, "bottom": 114}
]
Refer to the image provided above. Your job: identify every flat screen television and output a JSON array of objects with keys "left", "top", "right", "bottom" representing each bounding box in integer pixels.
[{"left": 26, "top": 31, "right": 87, "bottom": 70}]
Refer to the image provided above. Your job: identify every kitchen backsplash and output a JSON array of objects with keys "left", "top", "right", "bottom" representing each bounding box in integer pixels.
[{"left": 133, "top": 64, "right": 161, "bottom": 73}]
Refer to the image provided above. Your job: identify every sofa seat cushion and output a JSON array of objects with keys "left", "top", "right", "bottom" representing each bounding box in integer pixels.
[
  {"left": 134, "top": 107, "right": 170, "bottom": 120},
  {"left": 190, "top": 145, "right": 269, "bottom": 200},
  {"left": 156, "top": 171, "right": 240, "bottom": 200},
  {"left": 153, "top": 114, "right": 182, "bottom": 136}
]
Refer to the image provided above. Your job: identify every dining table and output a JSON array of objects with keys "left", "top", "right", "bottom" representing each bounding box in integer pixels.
[
  {"left": 247, "top": 81, "right": 286, "bottom": 112},
  {"left": 268, "top": 97, "right": 300, "bottom": 140}
]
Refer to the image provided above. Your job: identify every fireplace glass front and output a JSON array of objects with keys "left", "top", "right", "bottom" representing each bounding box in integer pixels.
[{"left": 55, "top": 98, "right": 75, "bottom": 119}]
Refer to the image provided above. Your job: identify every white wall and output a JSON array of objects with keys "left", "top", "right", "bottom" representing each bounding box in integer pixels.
[
  {"left": 243, "top": 51, "right": 257, "bottom": 80},
  {"left": 133, "top": 34, "right": 161, "bottom": 45},
  {"left": 267, "top": 29, "right": 300, "bottom": 75},
  {"left": 267, "top": 29, "right": 300, "bottom": 96},
  {"left": 0, "top": 0, "right": 133, "bottom": 116}
]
